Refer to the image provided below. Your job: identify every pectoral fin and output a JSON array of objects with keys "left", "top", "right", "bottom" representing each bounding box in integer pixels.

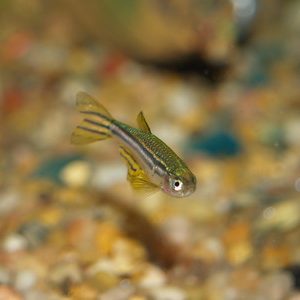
[
  {"left": 137, "top": 111, "right": 151, "bottom": 133},
  {"left": 119, "top": 146, "right": 157, "bottom": 191}
]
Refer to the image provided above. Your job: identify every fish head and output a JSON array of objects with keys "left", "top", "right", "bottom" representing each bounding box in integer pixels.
[{"left": 162, "top": 169, "right": 197, "bottom": 198}]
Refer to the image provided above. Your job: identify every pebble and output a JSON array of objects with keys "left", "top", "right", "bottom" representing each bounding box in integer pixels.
[
  {"left": 49, "top": 262, "right": 82, "bottom": 287},
  {"left": 14, "top": 269, "right": 37, "bottom": 291},
  {"left": 259, "top": 272, "right": 293, "bottom": 300},
  {"left": 256, "top": 199, "right": 300, "bottom": 231},
  {"left": 60, "top": 160, "right": 92, "bottom": 187},
  {"left": 91, "top": 163, "right": 126, "bottom": 189},
  {"left": 0, "top": 190, "right": 20, "bottom": 216},
  {"left": 2, "top": 234, "right": 27, "bottom": 252},
  {"left": 285, "top": 118, "right": 300, "bottom": 147},
  {"left": 69, "top": 284, "right": 98, "bottom": 300},
  {"left": 138, "top": 264, "right": 166, "bottom": 288},
  {"left": 222, "top": 222, "right": 253, "bottom": 265},
  {"left": 161, "top": 216, "right": 192, "bottom": 246},
  {"left": 0, "top": 268, "right": 10, "bottom": 285},
  {"left": 150, "top": 286, "right": 187, "bottom": 300},
  {"left": 99, "top": 282, "right": 135, "bottom": 300},
  {"left": 0, "top": 285, "right": 22, "bottom": 300},
  {"left": 18, "top": 222, "right": 49, "bottom": 248}
]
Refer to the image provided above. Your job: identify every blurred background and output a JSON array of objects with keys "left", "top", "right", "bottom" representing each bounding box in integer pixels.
[{"left": 1, "top": 0, "right": 300, "bottom": 299}]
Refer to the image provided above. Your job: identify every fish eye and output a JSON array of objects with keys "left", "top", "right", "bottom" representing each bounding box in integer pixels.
[{"left": 172, "top": 179, "right": 183, "bottom": 191}]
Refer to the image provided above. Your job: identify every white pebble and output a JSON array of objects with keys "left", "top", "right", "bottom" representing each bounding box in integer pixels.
[
  {"left": 60, "top": 160, "right": 91, "bottom": 187},
  {"left": 15, "top": 270, "right": 37, "bottom": 291},
  {"left": 285, "top": 118, "right": 300, "bottom": 146},
  {"left": 0, "top": 191, "right": 20, "bottom": 216},
  {"left": 259, "top": 272, "right": 292, "bottom": 300},
  {"left": 91, "top": 163, "right": 126, "bottom": 189},
  {"left": 2, "top": 234, "right": 27, "bottom": 252},
  {"left": 161, "top": 217, "right": 192, "bottom": 245},
  {"left": 257, "top": 199, "right": 300, "bottom": 230},
  {"left": 138, "top": 265, "right": 166, "bottom": 288},
  {"left": 150, "top": 286, "right": 187, "bottom": 300}
]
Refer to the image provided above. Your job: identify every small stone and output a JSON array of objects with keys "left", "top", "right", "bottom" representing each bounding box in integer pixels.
[
  {"left": 89, "top": 271, "right": 119, "bottom": 292},
  {"left": 91, "top": 163, "right": 126, "bottom": 189},
  {"left": 256, "top": 199, "right": 300, "bottom": 231},
  {"left": 0, "top": 285, "right": 22, "bottom": 300},
  {"left": 193, "top": 237, "right": 224, "bottom": 263},
  {"left": 69, "top": 284, "right": 98, "bottom": 300},
  {"left": 150, "top": 286, "right": 187, "bottom": 300},
  {"left": 0, "top": 191, "right": 20, "bottom": 216},
  {"left": 0, "top": 268, "right": 10, "bottom": 285},
  {"left": 288, "top": 293, "right": 300, "bottom": 300},
  {"left": 99, "top": 281, "right": 135, "bottom": 300},
  {"left": 223, "top": 222, "right": 253, "bottom": 265},
  {"left": 18, "top": 222, "right": 49, "bottom": 248},
  {"left": 261, "top": 242, "right": 291, "bottom": 269},
  {"left": 259, "top": 272, "right": 293, "bottom": 300},
  {"left": 94, "top": 222, "right": 122, "bottom": 256},
  {"left": 49, "top": 262, "right": 82, "bottom": 287},
  {"left": 14, "top": 270, "right": 37, "bottom": 291},
  {"left": 38, "top": 207, "right": 63, "bottom": 226},
  {"left": 2, "top": 234, "right": 27, "bottom": 252},
  {"left": 138, "top": 264, "right": 166, "bottom": 288},
  {"left": 60, "top": 160, "right": 92, "bottom": 187},
  {"left": 161, "top": 217, "right": 192, "bottom": 246},
  {"left": 285, "top": 118, "right": 300, "bottom": 147}
]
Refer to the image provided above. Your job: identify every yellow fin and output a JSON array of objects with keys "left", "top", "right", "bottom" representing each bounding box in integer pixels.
[
  {"left": 76, "top": 91, "right": 112, "bottom": 118},
  {"left": 119, "top": 146, "right": 157, "bottom": 191},
  {"left": 71, "top": 92, "right": 112, "bottom": 145},
  {"left": 137, "top": 111, "right": 151, "bottom": 133}
]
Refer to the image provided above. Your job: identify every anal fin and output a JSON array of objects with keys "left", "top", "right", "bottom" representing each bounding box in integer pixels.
[{"left": 119, "top": 146, "right": 157, "bottom": 192}]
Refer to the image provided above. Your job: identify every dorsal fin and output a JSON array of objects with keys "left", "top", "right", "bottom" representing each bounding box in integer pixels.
[{"left": 137, "top": 111, "right": 151, "bottom": 133}]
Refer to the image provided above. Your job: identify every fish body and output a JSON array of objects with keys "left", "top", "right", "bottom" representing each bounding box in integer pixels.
[{"left": 71, "top": 92, "right": 196, "bottom": 197}]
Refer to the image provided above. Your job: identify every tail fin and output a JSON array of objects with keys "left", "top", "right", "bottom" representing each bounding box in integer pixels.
[{"left": 71, "top": 92, "right": 113, "bottom": 145}]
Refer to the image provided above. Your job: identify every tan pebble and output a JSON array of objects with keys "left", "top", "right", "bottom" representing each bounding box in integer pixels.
[
  {"left": 113, "top": 237, "right": 146, "bottom": 262},
  {"left": 289, "top": 292, "right": 300, "bottom": 300},
  {"left": 193, "top": 238, "right": 224, "bottom": 263},
  {"left": 69, "top": 283, "right": 98, "bottom": 300},
  {"left": 89, "top": 271, "right": 118, "bottom": 292},
  {"left": 223, "top": 222, "right": 253, "bottom": 265},
  {"left": 95, "top": 222, "right": 122, "bottom": 256},
  {"left": 66, "top": 218, "right": 96, "bottom": 249},
  {"left": 226, "top": 241, "right": 253, "bottom": 265},
  {"left": 261, "top": 243, "right": 291, "bottom": 269},
  {"left": 38, "top": 207, "right": 63, "bottom": 226},
  {"left": 136, "top": 264, "right": 166, "bottom": 288},
  {"left": 0, "top": 286, "right": 22, "bottom": 300},
  {"left": 257, "top": 199, "right": 300, "bottom": 231},
  {"left": 223, "top": 222, "right": 251, "bottom": 244},
  {"left": 129, "top": 296, "right": 147, "bottom": 300}
]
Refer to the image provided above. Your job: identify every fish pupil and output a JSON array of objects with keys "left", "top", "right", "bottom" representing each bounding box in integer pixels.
[{"left": 174, "top": 181, "right": 180, "bottom": 187}]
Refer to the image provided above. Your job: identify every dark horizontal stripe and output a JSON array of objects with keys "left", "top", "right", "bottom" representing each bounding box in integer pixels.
[
  {"left": 112, "top": 124, "right": 166, "bottom": 174},
  {"left": 80, "top": 110, "right": 110, "bottom": 121},
  {"left": 77, "top": 126, "right": 108, "bottom": 136},
  {"left": 83, "top": 118, "right": 110, "bottom": 129}
]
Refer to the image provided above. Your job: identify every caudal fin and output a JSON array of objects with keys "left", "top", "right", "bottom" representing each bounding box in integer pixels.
[{"left": 71, "top": 92, "right": 113, "bottom": 145}]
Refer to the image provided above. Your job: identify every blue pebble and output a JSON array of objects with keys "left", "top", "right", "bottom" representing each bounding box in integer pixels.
[{"left": 187, "top": 130, "right": 242, "bottom": 158}]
